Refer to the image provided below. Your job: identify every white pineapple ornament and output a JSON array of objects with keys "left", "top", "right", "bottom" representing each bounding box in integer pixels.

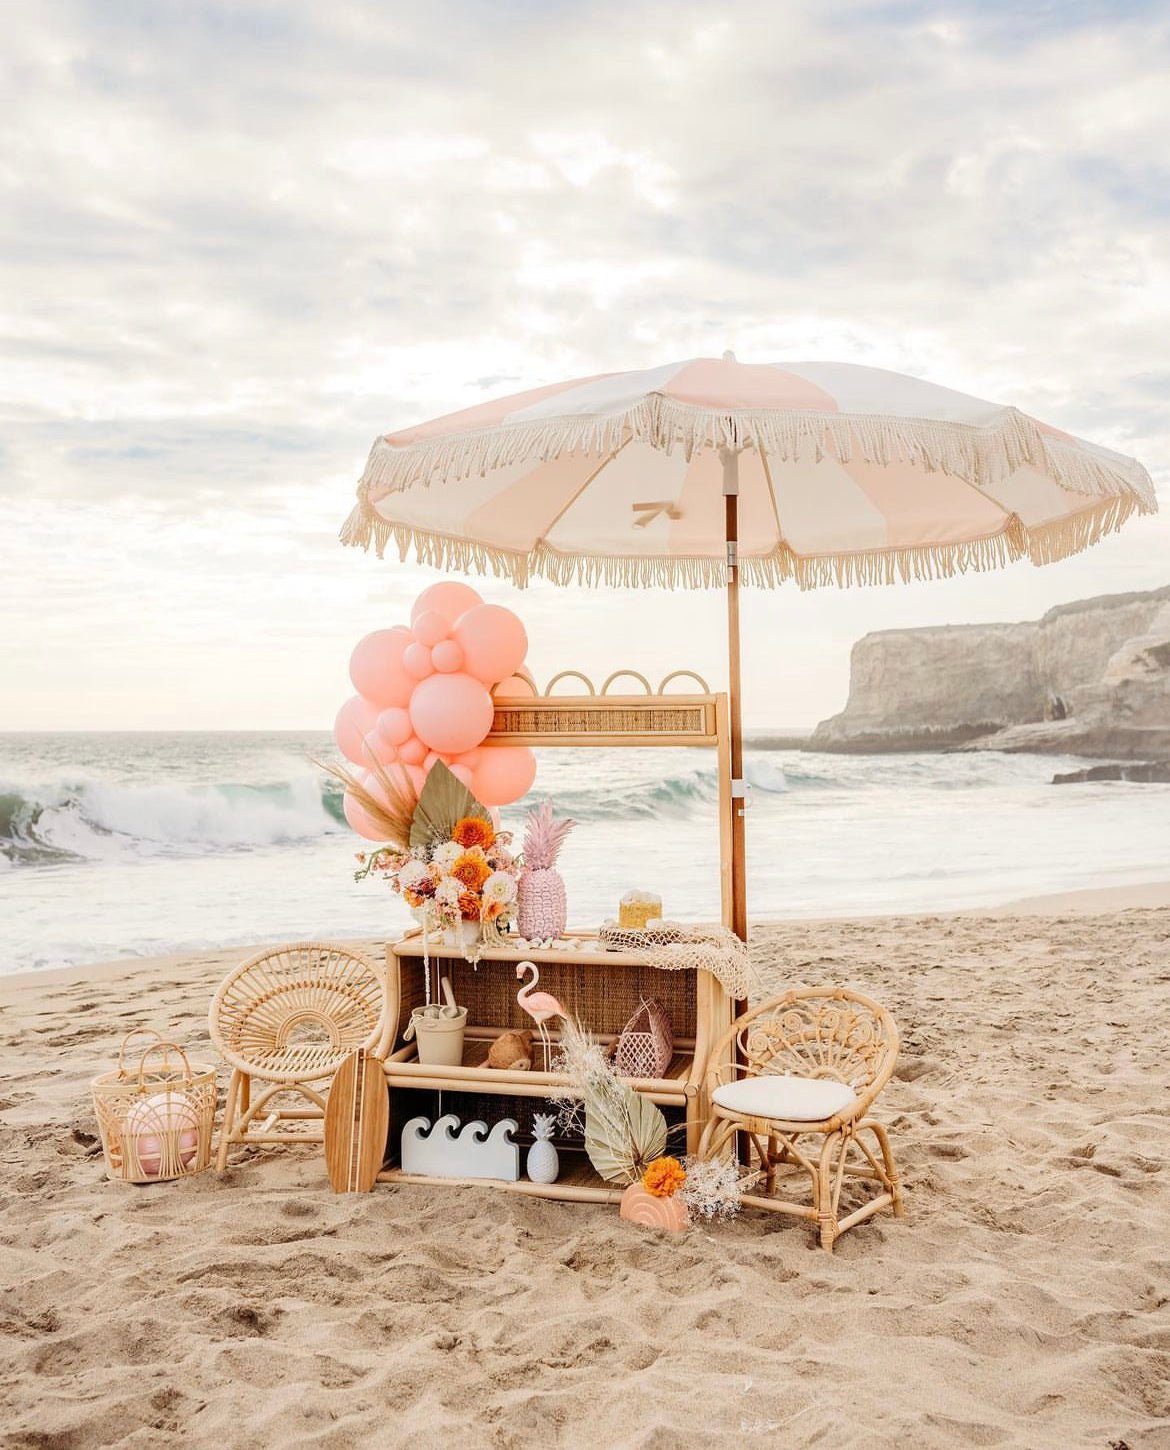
[
  {"left": 526, "top": 1113, "right": 560, "bottom": 1184},
  {"left": 518, "top": 801, "right": 576, "bottom": 941}
]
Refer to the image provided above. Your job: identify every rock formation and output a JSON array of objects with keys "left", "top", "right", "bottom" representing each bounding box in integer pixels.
[{"left": 812, "top": 585, "right": 1170, "bottom": 758}]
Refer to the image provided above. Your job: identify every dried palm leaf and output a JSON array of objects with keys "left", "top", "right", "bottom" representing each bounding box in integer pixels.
[
  {"left": 550, "top": 1017, "right": 668, "bottom": 1184},
  {"left": 315, "top": 752, "right": 417, "bottom": 850},
  {"left": 409, "top": 761, "right": 490, "bottom": 849},
  {"left": 584, "top": 1086, "right": 668, "bottom": 1184}
]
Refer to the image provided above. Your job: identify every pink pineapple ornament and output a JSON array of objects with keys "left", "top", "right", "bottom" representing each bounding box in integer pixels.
[{"left": 517, "top": 801, "right": 576, "bottom": 941}]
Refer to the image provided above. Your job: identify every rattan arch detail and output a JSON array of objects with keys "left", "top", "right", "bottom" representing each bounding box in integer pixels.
[
  {"left": 657, "top": 669, "right": 711, "bottom": 693},
  {"left": 209, "top": 942, "right": 392, "bottom": 1169},
  {"left": 599, "top": 669, "right": 653, "bottom": 695},
  {"left": 544, "top": 669, "right": 596, "bottom": 695},
  {"left": 699, "top": 986, "right": 903, "bottom": 1251}
]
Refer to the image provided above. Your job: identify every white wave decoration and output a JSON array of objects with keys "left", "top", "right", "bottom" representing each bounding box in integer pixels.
[{"left": 400, "top": 1114, "right": 520, "bottom": 1181}]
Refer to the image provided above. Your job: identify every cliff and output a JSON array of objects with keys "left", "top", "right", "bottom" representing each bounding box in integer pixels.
[{"left": 812, "top": 585, "right": 1170, "bottom": 758}]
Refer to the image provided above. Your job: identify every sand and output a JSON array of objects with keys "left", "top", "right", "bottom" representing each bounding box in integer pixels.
[{"left": 2, "top": 900, "right": 1169, "bottom": 1449}]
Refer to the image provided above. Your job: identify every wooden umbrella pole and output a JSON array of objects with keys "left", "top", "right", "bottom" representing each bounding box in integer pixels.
[{"left": 721, "top": 444, "right": 748, "bottom": 948}]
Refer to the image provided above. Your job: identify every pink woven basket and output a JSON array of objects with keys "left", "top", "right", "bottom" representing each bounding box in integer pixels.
[{"left": 614, "top": 997, "right": 673, "bottom": 1080}]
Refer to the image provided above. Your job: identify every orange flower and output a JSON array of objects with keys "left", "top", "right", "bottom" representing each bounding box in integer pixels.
[
  {"left": 453, "top": 816, "right": 495, "bottom": 850},
  {"left": 642, "top": 1156, "right": 686, "bottom": 1198},
  {"left": 451, "top": 851, "right": 491, "bottom": 892},
  {"left": 457, "top": 891, "right": 481, "bottom": 921}
]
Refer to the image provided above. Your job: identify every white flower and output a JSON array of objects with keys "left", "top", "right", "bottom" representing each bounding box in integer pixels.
[
  {"left": 432, "top": 841, "right": 463, "bottom": 869},
  {"left": 435, "top": 876, "right": 462, "bottom": 907},
  {"left": 482, "top": 871, "right": 517, "bottom": 904},
  {"left": 398, "top": 860, "right": 431, "bottom": 890}
]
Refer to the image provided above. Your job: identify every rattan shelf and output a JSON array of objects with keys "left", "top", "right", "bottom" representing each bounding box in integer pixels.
[
  {"left": 377, "top": 1150, "right": 625, "bottom": 1204},
  {"left": 379, "top": 924, "right": 732, "bottom": 1196}
]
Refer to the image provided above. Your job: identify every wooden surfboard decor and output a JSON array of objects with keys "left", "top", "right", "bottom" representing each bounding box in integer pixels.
[{"left": 324, "top": 1049, "right": 388, "bottom": 1193}]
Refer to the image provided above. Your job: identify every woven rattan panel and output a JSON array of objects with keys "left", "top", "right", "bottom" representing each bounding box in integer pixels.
[
  {"left": 387, "top": 1086, "right": 687, "bottom": 1154},
  {"left": 420, "top": 954, "right": 697, "bottom": 1041},
  {"left": 490, "top": 698, "right": 714, "bottom": 744}
]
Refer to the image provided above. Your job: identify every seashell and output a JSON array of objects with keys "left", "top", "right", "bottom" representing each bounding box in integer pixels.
[
  {"left": 619, "top": 1182, "right": 689, "bottom": 1233},
  {"left": 486, "top": 1030, "right": 534, "bottom": 1072}
]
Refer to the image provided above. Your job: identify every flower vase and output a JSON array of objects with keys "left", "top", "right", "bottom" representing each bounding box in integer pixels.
[
  {"left": 441, "top": 919, "right": 481, "bottom": 950},
  {"left": 619, "top": 1182, "right": 688, "bottom": 1233}
]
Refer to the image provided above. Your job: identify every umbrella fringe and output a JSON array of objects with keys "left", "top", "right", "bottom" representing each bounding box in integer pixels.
[
  {"left": 339, "top": 496, "right": 1136, "bottom": 592},
  {"left": 350, "top": 397, "right": 1157, "bottom": 513}
]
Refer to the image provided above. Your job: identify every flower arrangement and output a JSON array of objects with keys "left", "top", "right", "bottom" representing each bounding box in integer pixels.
[
  {"left": 356, "top": 813, "right": 519, "bottom": 933},
  {"left": 677, "top": 1154, "right": 758, "bottom": 1222},
  {"left": 642, "top": 1155, "right": 686, "bottom": 1199}
]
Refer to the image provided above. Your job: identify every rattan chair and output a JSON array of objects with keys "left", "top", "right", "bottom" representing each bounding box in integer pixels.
[
  {"left": 699, "top": 987, "right": 903, "bottom": 1251},
  {"left": 209, "top": 942, "right": 392, "bottom": 1170}
]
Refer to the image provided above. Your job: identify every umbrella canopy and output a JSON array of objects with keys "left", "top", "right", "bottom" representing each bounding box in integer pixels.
[
  {"left": 342, "top": 357, "right": 1155, "bottom": 589},
  {"left": 340, "top": 355, "right": 1156, "bottom": 942}
]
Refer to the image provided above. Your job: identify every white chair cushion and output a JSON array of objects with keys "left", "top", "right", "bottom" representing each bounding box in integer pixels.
[{"left": 712, "top": 1073, "right": 856, "bottom": 1123}]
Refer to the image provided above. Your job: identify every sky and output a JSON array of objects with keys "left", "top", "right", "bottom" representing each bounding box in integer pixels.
[{"left": 1, "top": 0, "right": 1167, "bottom": 731}]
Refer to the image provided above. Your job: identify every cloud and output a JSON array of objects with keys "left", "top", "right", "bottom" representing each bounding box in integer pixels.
[{"left": 0, "top": 0, "right": 1167, "bottom": 727}]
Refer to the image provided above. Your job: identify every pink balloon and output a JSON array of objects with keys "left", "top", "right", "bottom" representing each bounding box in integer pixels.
[
  {"left": 413, "top": 609, "right": 449, "bottom": 649},
  {"left": 449, "top": 764, "right": 474, "bottom": 788},
  {"left": 453, "top": 605, "right": 528, "bottom": 686},
  {"left": 375, "top": 706, "right": 413, "bottom": 748},
  {"left": 363, "top": 763, "right": 417, "bottom": 807},
  {"left": 362, "top": 734, "right": 399, "bottom": 766},
  {"left": 453, "top": 747, "right": 483, "bottom": 771},
  {"left": 343, "top": 790, "right": 385, "bottom": 841},
  {"left": 349, "top": 630, "right": 414, "bottom": 709},
  {"left": 431, "top": 639, "right": 464, "bottom": 674},
  {"left": 409, "top": 672, "right": 495, "bottom": 755},
  {"left": 399, "top": 735, "right": 427, "bottom": 766},
  {"left": 412, "top": 580, "right": 483, "bottom": 627},
  {"left": 403, "top": 642, "right": 434, "bottom": 680},
  {"left": 471, "top": 746, "right": 537, "bottom": 806},
  {"left": 334, "top": 695, "right": 380, "bottom": 766},
  {"left": 493, "top": 673, "right": 536, "bottom": 698}
]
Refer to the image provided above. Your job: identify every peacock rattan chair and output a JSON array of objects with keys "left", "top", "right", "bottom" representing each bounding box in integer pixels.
[
  {"left": 209, "top": 942, "right": 392, "bottom": 1170},
  {"left": 699, "top": 987, "right": 903, "bottom": 1251}
]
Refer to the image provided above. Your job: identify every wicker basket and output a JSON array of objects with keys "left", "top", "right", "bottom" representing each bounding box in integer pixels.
[
  {"left": 92, "top": 1030, "right": 217, "bottom": 1183},
  {"left": 613, "top": 997, "right": 673, "bottom": 1080}
]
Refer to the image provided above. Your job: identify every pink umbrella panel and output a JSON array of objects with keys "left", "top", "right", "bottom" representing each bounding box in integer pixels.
[
  {"left": 340, "top": 355, "right": 1157, "bottom": 940},
  {"left": 342, "top": 357, "right": 1155, "bottom": 591}
]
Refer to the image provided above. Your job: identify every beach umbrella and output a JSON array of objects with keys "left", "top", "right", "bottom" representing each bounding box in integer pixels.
[{"left": 340, "top": 354, "right": 1156, "bottom": 940}]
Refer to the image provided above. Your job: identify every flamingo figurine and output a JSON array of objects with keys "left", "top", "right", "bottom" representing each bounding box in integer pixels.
[{"left": 515, "top": 962, "right": 567, "bottom": 1071}]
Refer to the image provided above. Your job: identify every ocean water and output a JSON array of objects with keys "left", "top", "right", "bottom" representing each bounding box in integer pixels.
[{"left": 2, "top": 732, "right": 1169, "bottom": 974}]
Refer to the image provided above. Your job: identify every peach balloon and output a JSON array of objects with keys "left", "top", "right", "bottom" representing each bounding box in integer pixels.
[
  {"left": 362, "top": 733, "right": 399, "bottom": 767},
  {"left": 399, "top": 735, "right": 427, "bottom": 766},
  {"left": 452, "top": 747, "right": 483, "bottom": 771},
  {"left": 412, "top": 580, "right": 483, "bottom": 626},
  {"left": 412, "top": 609, "right": 449, "bottom": 648},
  {"left": 471, "top": 746, "right": 537, "bottom": 806},
  {"left": 449, "top": 764, "right": 474, "bottom": 788},
  {"left": 453, "top": 605, "right": 528, "bottom": 685},
  {"left": 409, "top": 672, "right": 495, "bottom": 755},
  {"left": 493, "top": 673, "right": 536, "bottom": 698},
  {"left": 349, "top": 629, "right": 414, "bottom": 709},
  {"left": 375, "top": 706, "right": 413, "bottom": 748},
  {"left": 403, "top": 642, "right": 434, "bottom": 680},
  {"left": 344, "top": 790, "right": 385, "bottom": 841},
  {"left": 431, "top": 639, "right": 464, "bottom": 673},
  {"left": 334, "top": 695, "right": 380, "bottom": 766}
]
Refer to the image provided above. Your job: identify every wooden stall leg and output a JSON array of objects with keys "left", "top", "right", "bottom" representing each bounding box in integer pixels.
[{"left": 216, "top": 1068, "right": 242, "bottom": 1172}]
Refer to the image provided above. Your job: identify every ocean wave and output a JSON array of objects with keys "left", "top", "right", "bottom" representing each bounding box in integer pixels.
[{"left": 0, "top": 776, "right": 344, "bottom": 867}]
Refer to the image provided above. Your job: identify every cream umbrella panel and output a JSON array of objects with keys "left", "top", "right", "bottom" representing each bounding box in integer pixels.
[{"left": 340, "top": 355, "right": 1157, "bottom": 937}]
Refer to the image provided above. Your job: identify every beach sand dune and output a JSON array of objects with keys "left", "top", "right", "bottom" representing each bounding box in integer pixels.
[{"left": 2, "top": 910, "right": 1169, "bottom": 1449}]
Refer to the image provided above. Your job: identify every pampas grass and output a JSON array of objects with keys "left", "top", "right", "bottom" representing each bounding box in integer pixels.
[
  {"left": 315, "top": 753, "right": 417, "bottom": 850},
  {"left": 550, "top": 1018, "right": 667, "bottom": 1184}
]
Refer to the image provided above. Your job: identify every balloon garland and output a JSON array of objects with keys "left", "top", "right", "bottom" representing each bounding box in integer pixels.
[{"left": 334, "top": 583, "right": 536, "bottom": 840}]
